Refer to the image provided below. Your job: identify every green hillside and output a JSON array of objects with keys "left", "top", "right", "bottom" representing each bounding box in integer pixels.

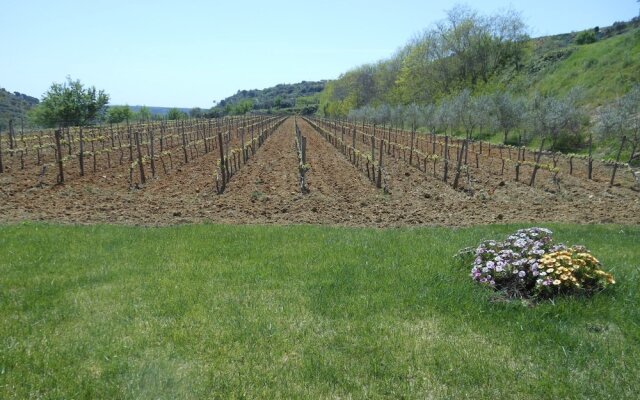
[
  {"left": 508, "top": 26, "right": 640, "bottom": 104},
  {"left": 319, "top": 17, "right": 639, "bottom": 117},
  {"left": 314, "top": 10, "right": 639, "bottom": 160},
  {"left": 0, "top": 88, "right": 39, "bottom": 131},
  {"left": 210, "top": 80, "right": 326, "bottom": 116}
]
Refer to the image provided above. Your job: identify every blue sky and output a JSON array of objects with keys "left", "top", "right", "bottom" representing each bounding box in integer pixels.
[{"left": 1, "top": 0, "right": 637, "bottom": 108}]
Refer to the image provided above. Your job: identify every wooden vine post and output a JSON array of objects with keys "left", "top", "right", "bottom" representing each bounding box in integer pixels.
[
  {"left": 295, "top": 119, "right": 308, "bottom": 194},
  {"left": 376, "top": 138, "right": 383, "bottom": 189},
  {"left": 79, "top": 127, "right": 85, "bottom": 176},
  {"left": 529, "top": 138, "right": 546, "bottom": 187},
  {"left": 352, "top": 127, "right": 356, "bottom": 150},
  {"left": 609, "top": 136, "right": 627, "bottom": 188},
  {"left": 217, "top": 127, "right": 226, "bottom": 193},
  {"left": 443, "top": 135, "right": 449, "bottom": 182},
  {"left": 588, "top": 132, "right": 593, "bottom": 180},
  {"left": 409, "top": 125, "right": 415, "bottom": 166},
  {"left": 251, "top": 124, "right": 255, "bottom": 154},
  {"left": 127, "top": 124, "right": 133, "bottom": 163},
  {"left": 453, "top": 140, "right": 467, "bottom": 189},
  {"left": 54, "top": 129, "right": 64, "bottom": 184},
  {"left": 181, "top": 120, "right": 188, "bottom": 163},
  {"left": 0, "top": 128, "right": 3, "bottom": 173},
  {"left": 135, "top": 130, "right": 146, "bottom": 184},
  {"left": 8, "top": 119, "right": 14, "bottom": 153},
  {"left": 370, "top": 135, "right": 376, "bottom": 183},
  {"left": 240, "top": 126, "right": 246, "bottom": 163},
  {"left": 149, "top": 127, "right": 156, "bottom": 178}
]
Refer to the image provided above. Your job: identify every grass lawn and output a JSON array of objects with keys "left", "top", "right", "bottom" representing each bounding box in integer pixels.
[{"left": 1, "top": 223, "right": 639, "bottom": 399}]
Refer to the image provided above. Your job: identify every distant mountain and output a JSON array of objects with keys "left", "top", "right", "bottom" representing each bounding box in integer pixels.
[
  {"left": 212, "top": 80, "right": 327, "bottom": 116},
  {"left": 0, "top": 88, "right": 39, "bottom": 131},
  {"left": 128, "top": 105, "right": 191, "bottom": 116}
]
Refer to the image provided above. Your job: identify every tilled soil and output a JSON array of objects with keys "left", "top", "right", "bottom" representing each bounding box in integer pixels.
[{"left": 1, "top": 117, "right": 639, "bottom": 227}]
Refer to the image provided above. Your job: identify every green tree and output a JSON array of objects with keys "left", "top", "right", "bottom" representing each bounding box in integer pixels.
[
  {"left": 527, "top": 89, "right": 586, "bottom": 151},
  {"left": 29, "top": 77, "right": 109, "bottom": 128},
  {"left": 106, "top": 105, "right": 132, "bottom": 124},
  {"left": 167, "top": 108, "right": 187, "bottom": 120},
  {"left": 137, "top": 106, "right": 151, "bottom": 121},
  {"left": 491, "top": 92, "right": 524, "bottom": 144},
  {"left": 595, "top": 85, "right": 640, "bottom": 164},
  {"left": 189, "top": 107, "right": 203, "bottom": 118},
  {"left": 231, "top": 99, "right": 254, "bottom": 115}
]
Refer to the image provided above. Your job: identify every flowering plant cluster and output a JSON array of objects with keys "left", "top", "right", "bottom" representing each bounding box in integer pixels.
[
  {"left": 536, "top": 249, "right": 615, "bottom": 296},
  {"left": 469, "top": 228, "right": 615, "bottom": 299}
]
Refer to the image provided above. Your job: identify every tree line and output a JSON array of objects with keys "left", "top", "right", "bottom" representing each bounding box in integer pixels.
[
  {"left": 346, "top": 85, "right": 639, "bottom": 164},
  {"left": 318, "top": 5, "right": 528, "bottom": 117}
]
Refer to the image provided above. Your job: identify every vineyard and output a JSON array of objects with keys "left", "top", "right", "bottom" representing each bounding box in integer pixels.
[{"left": 0, "top": 116, "right": 639, "bottom": 226}]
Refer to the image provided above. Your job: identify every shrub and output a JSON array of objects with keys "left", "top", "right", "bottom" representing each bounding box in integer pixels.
[
  {"left": 575, "top": 30, "right": 596, "bottom": 45},
  {"left": 466, "top": 228, "right": 614, "bottom": 300}
]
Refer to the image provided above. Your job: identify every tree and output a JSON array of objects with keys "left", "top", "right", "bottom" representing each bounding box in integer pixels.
[
  {"left": 231, "top": 99, "right": 254, "bottom": 115},
  {"left": 167, "top": 108, "right": 187, "bottom": 120},
  {"left": 106, "top": 105, "right": 132, "bottom": 124},
  {"left": 491, "top": 92, "right": 524, "bottom": 144},
  {"left": 29, "top": 77, "right": 109, "bottom": 128},
  {"left": 622, "top": 85, "right": 640, "bottom": 164},
  {"left": 189, "top": 107, "right": 203, "bottom": 118},
  {"left": 596, "top": 85, "right": 640, "bottom": 164},
  {"left": 527, "top": 89, "right": 586, "bottom": 151},
  {"left": 420, "top": 103, "right": 438, "bottom": 134},
  {"left": 137, "top": 106, "right": 151, "bottom": 121},
  {"left": 451, "top": 89, "right": 480, "bottom": 139}
]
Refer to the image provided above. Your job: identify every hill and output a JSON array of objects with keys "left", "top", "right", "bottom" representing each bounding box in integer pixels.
[
  {"left": 128, "top": 105, "right": 191, "bottom": 117},
  {"left": 210, "top": 80, "right": 326, "bottom": 116},
  {"left": 319, "top": 16, "right": 639, "bottom": 116},
  {"left": 496, "top": 20, "right": 640, "bottom": 105},
  {"left": 315, "top": 9, "right": 639, "bottom": 159},
  {"left": 0, "top": 88, "right": 39, "bottom": 131}
]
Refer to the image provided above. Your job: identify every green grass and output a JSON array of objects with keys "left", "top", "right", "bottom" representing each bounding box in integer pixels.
[
  {"left": 533, "top": 28, "right": 640, "bottom": 105},
  {"left": 1, "top": 223, "right": 639, "bottom": 399}
]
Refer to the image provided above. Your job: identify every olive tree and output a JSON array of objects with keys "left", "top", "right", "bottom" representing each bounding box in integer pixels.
[
  {"left": 595, "top": 84, "right": 640, "bottom": 164},
  {"left": 527, "top": 89, "right": 585, "bottom": 151},
  {"left": 491, "top": 92, "right": 524, "bottom": 144}
]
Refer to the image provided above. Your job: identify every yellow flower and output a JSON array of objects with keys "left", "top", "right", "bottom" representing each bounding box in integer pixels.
[
  {"left": 560, "top": 275, "right": 569, "bottom": 281},
  {"left": 546, "top": 268, "right": 554, "bottom": 273},
  {"left": 553, "top": 280, "right": 561, "bottom": 286}
]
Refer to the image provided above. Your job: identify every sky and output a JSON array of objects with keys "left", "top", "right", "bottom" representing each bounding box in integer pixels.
[{"left": 1, "top": 0, "right": 638, "bottom": 108}]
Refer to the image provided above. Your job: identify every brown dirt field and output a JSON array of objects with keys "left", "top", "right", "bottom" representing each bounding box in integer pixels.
[{"left": 1, "top": 117, "right": 639, "bottom": 227}]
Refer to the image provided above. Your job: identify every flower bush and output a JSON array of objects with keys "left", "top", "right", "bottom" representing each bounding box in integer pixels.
[
  {"left": 468, "top": 228, "right": 615, "bottom": 299},
  {"left": 536, "top": 248, "right": 615, "bottom": 296}
]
